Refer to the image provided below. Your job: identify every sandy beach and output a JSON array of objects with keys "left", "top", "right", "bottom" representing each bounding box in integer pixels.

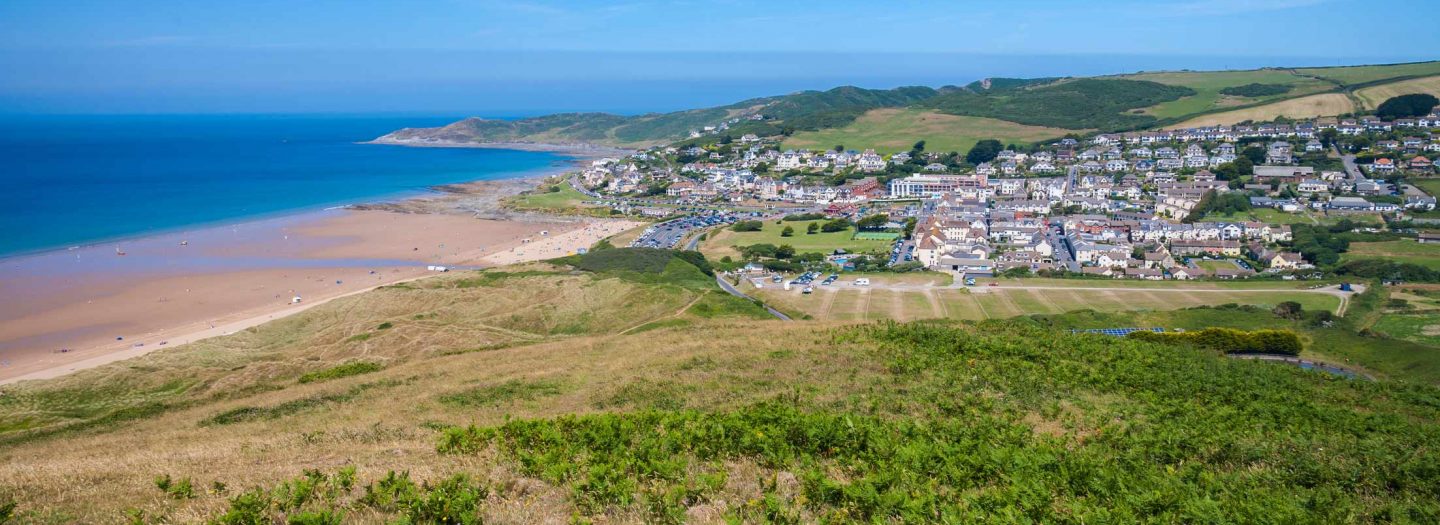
[{"left": 0, "top": 200, "right": 642, "bottom": 385}]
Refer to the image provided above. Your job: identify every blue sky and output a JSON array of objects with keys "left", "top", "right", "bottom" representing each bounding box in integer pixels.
[{"left": 0, "top": 0, "right": 1436, "bottom": 114}]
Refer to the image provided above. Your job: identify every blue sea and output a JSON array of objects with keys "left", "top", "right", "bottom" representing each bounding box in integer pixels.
[{"left": 0, "top": 114, "right": 566, "bottom": 257}]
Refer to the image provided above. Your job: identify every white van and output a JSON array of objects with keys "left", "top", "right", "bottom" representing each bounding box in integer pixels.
[{"left": 854, "top": 278, "right": 870, "bottom": 286}]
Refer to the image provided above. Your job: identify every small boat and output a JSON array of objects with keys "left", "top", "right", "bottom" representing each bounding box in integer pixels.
[
  {"left": 179, "top": 240, "right": 188, "bottom": 246},
  {"left": 115, "top": 246, "right": 126, "bottom": 256}
]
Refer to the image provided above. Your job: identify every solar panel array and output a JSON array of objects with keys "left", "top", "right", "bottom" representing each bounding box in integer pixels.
[{"left": 1072, "top": 327, "right": 1165, "bottom": 337}]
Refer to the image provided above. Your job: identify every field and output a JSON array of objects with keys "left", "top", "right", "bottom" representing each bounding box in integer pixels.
[
  {"left": 781, "top": 108, "right": 1070, "bottom": 154},
  {"left": 1355, "top": 75, "right": 1440, "bottom": 109},
  {"left": 753, "top": 283, "right": 1342, "bottom": 323},
  {"left": 1374, "top": 312, "right": 1440, "bottom": 347},
  {"left": 504, "top": 182, "right": 609, "bottom": 217},
  {"left": 1293, "top": 61, "right": 1440, "bottom": 86},
  {"left": 1412, "top": 177, "right": 1440, "bottom": 198},
  {"left": 1194, "top": 259, "right": 1237, "bottom": 272},
  {"left": 1119, "top": 69, "right": 1331, "bottom": 119},
  {"left": 2, "top": 247, "right": 1439, "bottom": 522},
  {"left": 701, "top": 220, "right": 894, "bottom": 259},
  {"left": 1169, "top": 93, "right": 1355, "bottom": 128},
  {"left": 1341, "top": 239, "right": 1440, "bottom": 270},
  {"left": 1203, "top": 207, "right": 1316, "bottom": 225}
]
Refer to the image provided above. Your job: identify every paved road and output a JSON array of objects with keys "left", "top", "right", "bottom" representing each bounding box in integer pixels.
[
  {"left": 715, "top": 275, "right": 792, "bottom": 321},
  {"left": 1334, "top": 145, "right": 1364, "bottom": 181},
  {"left": 567, "top": 174, "right": 600, "bottom": 198}
]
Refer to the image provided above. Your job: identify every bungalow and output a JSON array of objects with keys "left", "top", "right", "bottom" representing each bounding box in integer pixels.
[
  {"left": 1125, "top": 267, "right": 1164, "bottom": 280},
  {"left": 1297, "top": 179, "right": 1330, "bottom": 194},
  {"left": 1169, "top": 267, "right": 1198, "bottom": 280}
]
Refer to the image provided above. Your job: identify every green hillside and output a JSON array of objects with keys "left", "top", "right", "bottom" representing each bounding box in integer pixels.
[
  {"left": 2, "top": 249, "right": 1440, "bottom": 522},
  {"left": 376, "top": 61, "right": 1440, "bottom": 150},
  {"left": 922, "top": 78, "right": 1196, "bottom": 131}
]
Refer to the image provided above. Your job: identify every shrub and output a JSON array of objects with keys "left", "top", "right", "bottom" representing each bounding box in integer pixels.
[
  {"left": 1219, "top": 83, "right": 1292, "bottom": 97},
  {"left": 286, "top": 510, "right": 344, "bottom": 525},
  {"left": 298, "top": 362, "right": 384, "bottom": 384},
  {"left": 1376, "top": 93, "right": 1439, "bottom": 120},
  {"left": 781, "top": 213, "right": 826, "bottom": 221},
  {"left": 1128, "top": 328, "right": 1303, "bottom": 355},
  {"left": 731, "top": 220, "right": 763, "bottom": 232},
  {"left": 820, "top": 218, "right": 851, "bottom": 233}
]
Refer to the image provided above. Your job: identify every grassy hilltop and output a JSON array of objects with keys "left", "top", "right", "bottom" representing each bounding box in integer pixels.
[
  {"left": 378, "top": 61, "right": 1440, "bottom": 152},
  {"left": 2, "top": 248, "right": 1440, "bottom": 523}
]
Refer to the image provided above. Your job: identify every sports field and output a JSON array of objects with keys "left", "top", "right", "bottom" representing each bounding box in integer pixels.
[
  {"left": 754, "top": 283, "right": 1342, "bottom": 322},
  {"left": 702, "top": 220, "right": 894, "bottom": 258},
  {"left": 781, "top": 108, "right": 1069, "bottom": 154}
]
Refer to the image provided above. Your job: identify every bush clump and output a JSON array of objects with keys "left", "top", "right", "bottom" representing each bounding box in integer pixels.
[
  {"left": 1218, "top": 83, "right": 1292, "bottom": 97},
  {"left": 1128, "top": 327, "right": 1303, "bottom": 355},
  {"left": 298, "top": 361, "right": 384, "bottom": 384}
]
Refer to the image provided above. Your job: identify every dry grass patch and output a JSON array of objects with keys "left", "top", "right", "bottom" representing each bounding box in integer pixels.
[
  {"left": 1355, "top": 75, "right": 1440, "bottom": 109},
  {"left": 1169, "top": 93, "right": 1355, "bottom": 128}
]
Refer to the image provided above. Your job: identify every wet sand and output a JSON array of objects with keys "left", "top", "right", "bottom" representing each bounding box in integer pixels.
[{"left": 0, "top": 207, "right": 643, "bottom": 384}]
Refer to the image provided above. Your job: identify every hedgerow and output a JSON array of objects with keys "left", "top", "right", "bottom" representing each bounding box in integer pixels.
[
  {"left": 1127, "top": 327, "right": 1303, "bottom": 355},
  {"left": 297, "top": 361, "right": 383, "bottom": 384}
]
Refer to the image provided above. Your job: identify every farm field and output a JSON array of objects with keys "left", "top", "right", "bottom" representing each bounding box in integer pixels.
[
  {"left": 701, "top": 220, "right": 894, "bottom": 259},
  {"left": 1341, "top": 240, "right": 1440, "bottom": 270},
  {"left": 1169, "top": 93, "right": 1355, "bottom": 128},
  {"left": 1119, "top": 69, "right": 1331, "bottom": 119},
  {"left": 1355, "top": 75, "right": 1440, "bottom": 109},
  {"left": 1294, "top": 61, "right": 1440, "bottom": 86},
  {"left": 752, "top": 284, "right": 1341, "bottom": 322},
  {"left": 782, "top": 108, "right": 1069, "bottom": 154}
]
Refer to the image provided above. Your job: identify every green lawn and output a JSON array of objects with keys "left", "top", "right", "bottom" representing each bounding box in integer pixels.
[
  {"left": 1195, "top": 259, "right": 1236, "bottom": 272},
  {"left": 781, "top": 108, "right": 1069, "bottom": 154},
  {"left": 1341, "top": 240, "right": 1440, "bottom": 270},
  {"left": 1373, "top": 313, "right": 1440, "bottom": 347},
  {"left": 505, "top": 183, "right": 614, "bottom": 217},
  {"left": 704, "top": 220, "right": 894, "bottom": 256},
  {"left": 1411, "top": 177, "right": 1440, "bottom": 198}
]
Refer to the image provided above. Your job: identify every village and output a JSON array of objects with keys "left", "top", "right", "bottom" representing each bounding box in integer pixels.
[{"left": 575, "top": 112, "right": 1440, "bottom": 282}]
